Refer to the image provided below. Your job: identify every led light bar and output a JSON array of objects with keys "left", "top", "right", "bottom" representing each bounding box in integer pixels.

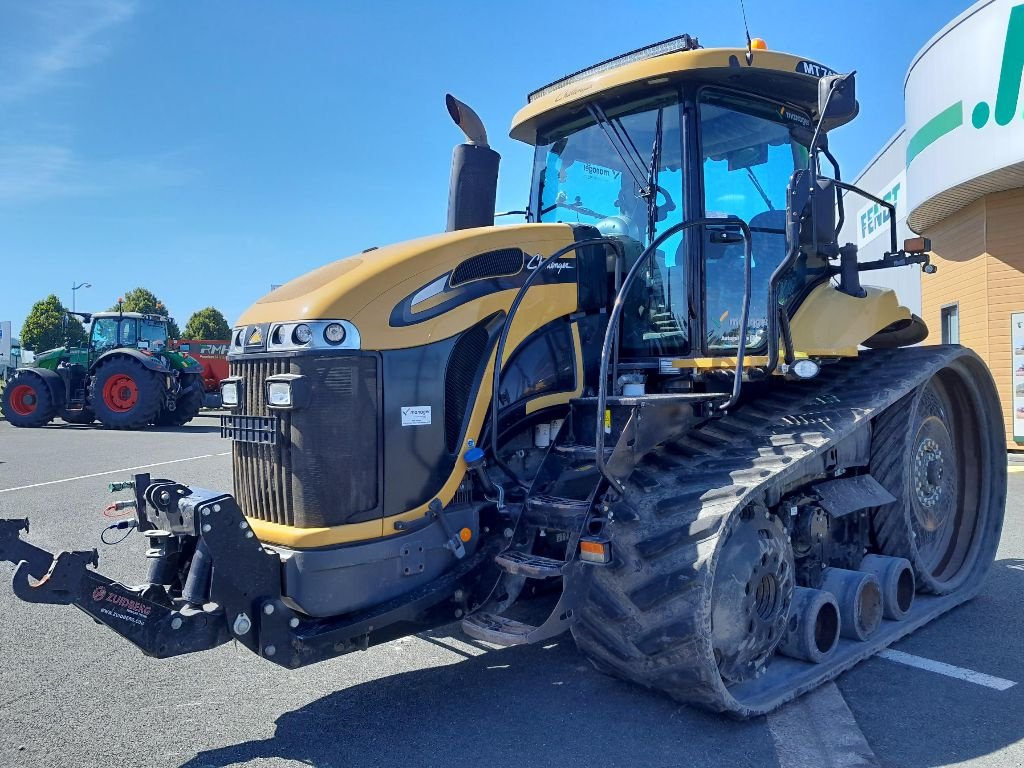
[{"left": 527, "top": 33, "right": 701, "bottom": 103}]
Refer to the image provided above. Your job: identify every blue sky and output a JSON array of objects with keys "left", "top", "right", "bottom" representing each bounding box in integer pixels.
[{"left": 1, "top": 0, "right": 970, "bottom": 340}]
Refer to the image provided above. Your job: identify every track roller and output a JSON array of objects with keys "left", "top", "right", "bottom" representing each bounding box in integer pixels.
[
  {"left": 778, "top": 586, "right": 841, "bottom": 663},
  {"left": 821, "top": 567, "right": 882, "bottom": 641},
  {"left": 859, "top": 554, "right": 915, "bottom": 620}
]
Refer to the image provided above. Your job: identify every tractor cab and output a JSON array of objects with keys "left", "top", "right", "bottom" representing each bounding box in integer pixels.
[{"left": 87, "top": 312, "right": 170, "bottom": 360}]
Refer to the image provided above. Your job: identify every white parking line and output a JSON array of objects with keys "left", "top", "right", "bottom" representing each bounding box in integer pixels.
[
  {"left": 768, "top": 682, "right": 880, "bottom": 768},
  {"left": 879, "top": 649, "right": 1017, "bottom": 691},
  {"left": 0, "top": 453, "right": 231, "bottom": 494}
]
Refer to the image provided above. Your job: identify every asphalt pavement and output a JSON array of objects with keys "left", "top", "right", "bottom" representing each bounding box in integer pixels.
[{"left": 0, "top": 417, "right": 1021, "bottom": 768}]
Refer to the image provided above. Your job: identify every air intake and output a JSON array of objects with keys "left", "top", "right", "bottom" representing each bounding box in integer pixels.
[
  {"left": 445, "top": 322, "right": 491, "bottom": 453},
  {"left": 450, "top": 248, "right": 525, "bottom": 287}
]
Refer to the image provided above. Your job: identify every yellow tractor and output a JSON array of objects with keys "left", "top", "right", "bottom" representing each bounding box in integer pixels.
[{"left": 1, "top": 35, "right": 1005, "bottom": 716}]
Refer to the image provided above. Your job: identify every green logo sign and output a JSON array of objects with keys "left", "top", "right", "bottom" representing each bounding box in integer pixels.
[{"left": 907, "top": 3, "right": 1024, "bottom": 165}]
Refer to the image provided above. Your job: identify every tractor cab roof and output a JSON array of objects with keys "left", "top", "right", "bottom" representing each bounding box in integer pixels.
[
  {"left": 509, "top": 36, "right": 845, "bottom": 145},
  {"left": 90, "top": 311, "right": 168, "bottom": 323}
]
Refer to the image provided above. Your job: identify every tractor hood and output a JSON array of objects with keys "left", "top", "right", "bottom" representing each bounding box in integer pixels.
[{"left": 235, "top": 224, "right": 581, "bottom": 351}]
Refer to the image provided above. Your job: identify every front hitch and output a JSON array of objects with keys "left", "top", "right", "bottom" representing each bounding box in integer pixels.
[{"left": 1, "top": 516, "right": 231, "bottom": 657}]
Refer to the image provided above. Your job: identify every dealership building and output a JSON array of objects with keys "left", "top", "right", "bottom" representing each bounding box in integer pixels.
[{"left": 839, "top": 0, "right": 1024, "bottom": 450}]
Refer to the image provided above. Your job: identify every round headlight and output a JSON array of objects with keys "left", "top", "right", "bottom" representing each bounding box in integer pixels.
[
  {"left": 324, "top": 323, "right": 346, "bottom": 344},
  {"left": 792, "top": 359, "right": 821, "bottom": 379},
  {"left": 292, "top": 324, "right": 312, "bottom": 345}
]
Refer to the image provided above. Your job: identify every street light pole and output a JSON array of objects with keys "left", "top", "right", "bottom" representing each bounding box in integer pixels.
[{"left": 71, "top": 281, "right": 91, "bottom": 314}]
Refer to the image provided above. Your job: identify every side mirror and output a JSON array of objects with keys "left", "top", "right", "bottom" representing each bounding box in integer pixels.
[
  {"left": 817, "top": 73, "right": 858, "bottom": 130},
  {"left": 786, "top": 170, "right": 838, "bottom": 251}
]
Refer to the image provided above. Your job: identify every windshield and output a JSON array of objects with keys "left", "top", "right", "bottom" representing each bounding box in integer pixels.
[
  {"left": 699, "top": 90, "right": 810, "bottom": 352},
  {"left": 140, "top": 319, "right": 168, "bottom": 347},
  {"left": 533, "top": 93, "right": 688, "bottom": 357}
]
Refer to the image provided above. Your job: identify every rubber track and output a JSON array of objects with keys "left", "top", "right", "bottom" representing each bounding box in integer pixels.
[{"left": 571, "top": 345, "right": 997, "bottom": 717}]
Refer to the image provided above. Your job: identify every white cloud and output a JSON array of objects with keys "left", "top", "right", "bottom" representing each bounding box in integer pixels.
[
  {"left": 0, "top": 0, "right": 136, "bottom": 103},
  {"left": 0, "top": 143, "right": 195, "bottom": 203}
]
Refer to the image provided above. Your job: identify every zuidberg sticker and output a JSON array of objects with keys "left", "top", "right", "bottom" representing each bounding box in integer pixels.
[{"left": 401, "top": 406, "right": 432, "bottom": 426}]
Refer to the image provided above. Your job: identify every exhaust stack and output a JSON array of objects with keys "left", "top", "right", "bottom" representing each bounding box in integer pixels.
[{"left": 445, "top": 94, "right": 500, "bottom": 231}]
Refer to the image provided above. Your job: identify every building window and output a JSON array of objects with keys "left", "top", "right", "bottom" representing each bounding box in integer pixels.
[{"left": 941, "top": 304, "right": 960, "bottom": 345}]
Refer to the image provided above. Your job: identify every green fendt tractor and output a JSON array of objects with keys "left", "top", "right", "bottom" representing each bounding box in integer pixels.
[{"left": 1, "top": 311, "right": 204, "bottom": 429}]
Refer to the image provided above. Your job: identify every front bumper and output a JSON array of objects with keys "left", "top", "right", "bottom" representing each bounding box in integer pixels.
[{"left": 0, "top": 476, "right": 492, "bottom": 667}]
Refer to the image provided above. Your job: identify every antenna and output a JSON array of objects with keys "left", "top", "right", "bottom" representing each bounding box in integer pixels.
[{"left": 739, "top": 0, "right": 753, "bottom": 64}]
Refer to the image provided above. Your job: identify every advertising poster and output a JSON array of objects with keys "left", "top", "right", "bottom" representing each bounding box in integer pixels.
[{"left": 1013, "top": 312, "right": 1024, "bottom": 443}]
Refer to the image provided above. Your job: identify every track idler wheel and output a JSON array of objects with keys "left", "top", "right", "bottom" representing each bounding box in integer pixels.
[
  {"left": 860, "top": 554, "right": 915, "bottom": 621},
  {"left": 778, "top": 587, "right": 841, "bottom": 664},
  {"left": 710, "top": 508, "right": 794, "bottom": 682},
  {"left": 820, "top": 567, "right": 882, "bottom": 641}
]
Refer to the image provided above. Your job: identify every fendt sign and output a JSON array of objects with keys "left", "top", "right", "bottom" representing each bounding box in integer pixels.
[
  {"left": 857, "top": 172, "right": 906, "bottom": 247},
  {"left": 905, "top": 0, "right": 1024, "bottom": 229}
]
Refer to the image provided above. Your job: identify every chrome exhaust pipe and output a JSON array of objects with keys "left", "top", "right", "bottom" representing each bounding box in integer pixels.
[
  {"left": 860, "top": 554, "right": 915, "bottom": 620},
  {"left": 778, "top": 586, "right": 841, "bottom": 663},
  {"left": 820, "top": 567, "right": 882, "bottom": 641}
]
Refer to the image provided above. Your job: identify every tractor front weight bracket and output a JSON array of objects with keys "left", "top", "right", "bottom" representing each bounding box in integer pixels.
[
  {"left": 0, "top": 478, "right": 288, "bottom": 661},
  {"left": 1, "top": 477, "right": 496, "bottom": 669}
]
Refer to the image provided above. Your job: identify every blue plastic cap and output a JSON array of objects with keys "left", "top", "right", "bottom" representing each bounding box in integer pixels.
[{"left": 464, "top": 446, "right": 485, "bottom": 464}]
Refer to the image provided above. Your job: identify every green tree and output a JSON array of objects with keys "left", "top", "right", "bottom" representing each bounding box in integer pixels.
[
  {"left": 21, "top": 294, "right": 86, "bottom": 352},
  {"left": 183, "top": 307, "right": 231, "bottom": 339},
  {"left": 110, "top": 287, "right": 181, "bottom": 338}
]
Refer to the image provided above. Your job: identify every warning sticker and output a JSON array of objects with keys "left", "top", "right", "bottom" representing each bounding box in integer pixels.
[{"left": 401, "top": 406, "right": 432, "bottom": 426}]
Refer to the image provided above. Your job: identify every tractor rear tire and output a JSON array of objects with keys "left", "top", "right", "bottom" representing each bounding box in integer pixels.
[
  {"left": 154, "top": 374, "right": 204, "bottom": 427},
  {"left": 870, "top": 363, "right": 1006, "bottom": 595},
  {"left": 61, "top": 407, "right": 95, "bottom": 425},
  {"left": 89, "top": 357, "right": 165, "bottom": 430},
  {"left": 1, "top": 372, "right": 58, "bottom": 427}
]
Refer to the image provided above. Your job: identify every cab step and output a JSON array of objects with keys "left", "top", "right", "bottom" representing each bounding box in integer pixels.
[
  {"left": 461, "top": 612, "right": 536, "bottom": 645},
  {"left": 495, "top": 550, "right": 565, "bottom": 579},
  {"left": 523, "top": 494, "right": 591, "bottom": 529}
]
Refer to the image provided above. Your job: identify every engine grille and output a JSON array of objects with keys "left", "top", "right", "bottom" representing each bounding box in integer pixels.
[
  {"left": 229, "top": 354, "right": 380, "bottom": 529},
  {"left": 230, "top": 357, "right": 293, "bottom": 525}
]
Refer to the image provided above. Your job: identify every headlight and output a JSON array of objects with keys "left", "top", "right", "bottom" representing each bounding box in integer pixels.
[
  {"left": 221, "top": 380, "right": 240, "bottom": 407},
  {"left": 267, "top": 381, "right": 292, "bottom": 407},
  {"left": 264, "top": 374, "right": 310, "bottom": 410},
  {"left": 791, "top": 359, "right": 821, "bottom": 379},
  {"left": 323, "top": 322, "right": 346, "bottom": 344},
  {"left": 292, "top": 324, "right": 312, "bottom": 345}
]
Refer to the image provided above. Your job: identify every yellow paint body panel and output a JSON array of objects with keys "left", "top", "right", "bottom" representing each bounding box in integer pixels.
[
  {"left": 238, "top": 224, "right": 582, "bottom": 548},
  {"left": 789, "top": 283, "right": 912, "bottom": 357},
  {"left": 238, "top": 223, "right": 577, "bottom": 350},
  {"left": 511, "top": 48, "right": 823, "bottom": 144}
]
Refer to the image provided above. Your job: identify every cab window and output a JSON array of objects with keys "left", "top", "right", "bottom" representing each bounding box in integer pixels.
[
  {"left": 698, "top": 90, "right": 809, "bottom": 352},
  {"left": 90, "top": 318, "right": 119, "bottom": 354}
]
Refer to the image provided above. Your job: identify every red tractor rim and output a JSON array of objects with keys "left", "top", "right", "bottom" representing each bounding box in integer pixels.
[
  {"left": 9, "top": 384, "right": 38, "bottom": 416},
  {"left": 103, "top": 374, "right": 140, "bottom": 412}
]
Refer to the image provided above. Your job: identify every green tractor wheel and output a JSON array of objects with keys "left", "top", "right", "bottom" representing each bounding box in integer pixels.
[
  {"left": 154, "top": 373, "right": 204, "bottom": 427},
  {"left": 89, "top": 357, "right": 165, "bottom": 430},
  {"left": 1, "top": 372, "right": 58, "bottom": 428}
]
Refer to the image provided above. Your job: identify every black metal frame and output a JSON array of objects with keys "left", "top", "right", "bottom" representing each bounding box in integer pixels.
[
  {"left": 0, "top": 476, "right": 494, "bottom": 668},
  {"left": 596, "top": 217, "right": 752, "bottom": 494}
]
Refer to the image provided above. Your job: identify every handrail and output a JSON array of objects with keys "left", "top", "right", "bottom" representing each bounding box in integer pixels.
[
  {"left": 595, "top": 217, "right": 752, "bottom": 496},
  {"left": 488, "top": 236, "right": 627, "bottom": 488}
]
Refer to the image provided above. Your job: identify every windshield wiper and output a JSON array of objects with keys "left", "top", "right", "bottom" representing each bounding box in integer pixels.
[
  {"left": 645, "top": 107, "right": 664, "bottom": 243},
  {"left": 585, "top": 103, "right": 653, "bottom": 198},
  {"left": 745, "top": 166, "right": 774, "bottom": 211},
  {"left": 585, "top": 101, "right": 664, "bottom": 242}
]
